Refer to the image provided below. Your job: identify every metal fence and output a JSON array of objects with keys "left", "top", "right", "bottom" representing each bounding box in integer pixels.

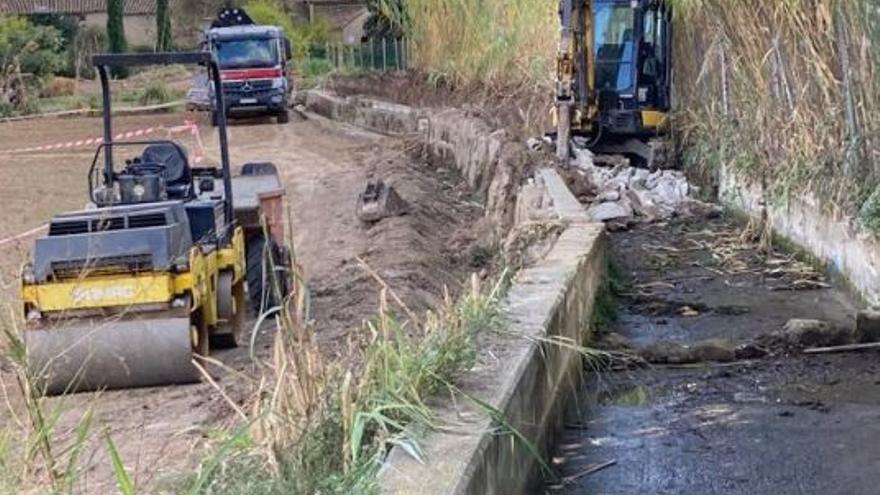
[{"left": 308, "top": 37, "right": 412, "bottom": 72}]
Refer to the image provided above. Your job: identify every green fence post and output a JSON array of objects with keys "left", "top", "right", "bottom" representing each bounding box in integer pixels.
[
  {"left": 394, "top": 38, "right": 400, "bottom": 71},
  {"left": 402, "top": 38, "right": 408, "bottom": 69},
  {"left": 382, "top": 38, "right": 387, "bottom": 71}
]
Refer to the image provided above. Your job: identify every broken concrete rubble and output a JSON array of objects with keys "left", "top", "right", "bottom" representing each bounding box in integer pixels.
[
  {"left": 856, "top": 310, "right": 880, "bottom": 343},
  {"left": 779, "top": 319, "right": 854, "bottom": 348},
  {"left": 640, "top": 339, "right": 738, "bottom": 364},
  {"left": 588, "top": 200, "right": 633, "bottom": 223},
  {"left": 633, "top": 317, "right": 865, "bottom": 365},
  {"left": 567, "top": 144, "right": 717, "bottom": 228}
]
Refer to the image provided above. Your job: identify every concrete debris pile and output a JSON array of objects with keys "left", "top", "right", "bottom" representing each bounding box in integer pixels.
[{"left": 569, "top": 146, "right": 721, "bottom": 229}]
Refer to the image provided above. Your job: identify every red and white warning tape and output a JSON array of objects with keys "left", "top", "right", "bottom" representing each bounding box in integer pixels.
[
  {"left": 0, "top": 120, "right": 209, "bottom": 246},
  {"left": 0, "top": 120, "right": 206, "bottom": 162},
  {"left": 0, "top": 224, "right": 48, "bottom": 248}
]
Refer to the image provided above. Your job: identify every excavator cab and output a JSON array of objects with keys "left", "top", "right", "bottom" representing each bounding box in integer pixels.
[
  {"left": 593, "top": 0, "right": 672, "bottom": 137},
  {"left": 556, "top": 0, "right": 673, "bottom": 165}
]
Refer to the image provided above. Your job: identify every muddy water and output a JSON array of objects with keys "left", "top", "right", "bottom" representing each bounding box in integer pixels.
[{"left": 546, "top": 217, "right": 880, "bottom": 495}]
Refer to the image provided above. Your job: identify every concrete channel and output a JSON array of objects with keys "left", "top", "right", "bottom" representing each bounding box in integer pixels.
[
  {"left": 302, "top": 91, "right": 879, "bottom": 495},
  {"left": 303, "top": 91, "right": 609, "bottom": 494},
  {"left": 546, "top": 215, "right": 874, "bottom": 495}
]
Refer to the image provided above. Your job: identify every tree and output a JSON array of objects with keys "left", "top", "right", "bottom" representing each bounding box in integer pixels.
[
  {"left": 30, "top": 13, "right": 80, "bottom": 77},
  {"left": 73, "top": 25, "right": 106, "bottom": 80},
  {"left": 106, "top": 0, "right": 128, "bottom": 77},
  {"left": 0, "top": 15, "right": 65, "bottom": 78},
  {"left": 0, "top": 15, "right": 65, "bottom": 111},
  {"left": 364, "top": 0, "right": 407, "bottom": 40},
  {"left": 156, "top": 0, "right": 173, "bottom": 52}
]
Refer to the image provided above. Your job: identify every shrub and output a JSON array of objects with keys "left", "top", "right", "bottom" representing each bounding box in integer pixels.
[
  {"left": 39, "top": 76, "right": 76, "bottom": 98},
  {"left": 0, "top": 15, "right": 65, "bottom": 78},
  {"left": 0, "top": 101, "right": 13, "bottom": 118},
  {"left": 138, "top": 82, "right": 172, "bottom": 105},
  {"left": 246, "top": 0, "right": 338, "bottom": 63}
]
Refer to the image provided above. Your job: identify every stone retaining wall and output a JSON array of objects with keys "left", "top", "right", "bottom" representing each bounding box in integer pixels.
[{"left": 302, "top": 90, "right": 527, "bottom": 232}]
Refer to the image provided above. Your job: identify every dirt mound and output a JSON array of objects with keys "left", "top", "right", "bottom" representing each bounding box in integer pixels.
[
  {"left": 324, "top": 72, "right": 553, "bottom": 139},
  {"left": 309, "top": 142, "right": 483, "bottom": 347}
]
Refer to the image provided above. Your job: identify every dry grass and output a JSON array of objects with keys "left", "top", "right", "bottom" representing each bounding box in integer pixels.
[
  {"left": 0, "top": 310, "right": 111, "bottom": 495},
  {"left": 393, "top": 0, "right": 878, "bottom": 225},
  {"left": 183, "top": 220, "right": 507, "bottom": 494},
  {"left": 380, "top": 0, "right": 557, "bottom": 88},
  {"left": 672, "top": 0, "right": 879, "bottom": 221}
]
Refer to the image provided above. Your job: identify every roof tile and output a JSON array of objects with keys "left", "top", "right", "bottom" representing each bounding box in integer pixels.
[{"left": 0, "top": 0, "right": 156, "bottom": 15}]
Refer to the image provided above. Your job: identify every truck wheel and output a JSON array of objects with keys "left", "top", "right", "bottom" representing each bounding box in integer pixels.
[
  {"left": 277, "top": 110, "right": 290, "bottom": 124},
  {"left": 246, "top": 233, "right": 276, "bottom": 314}
]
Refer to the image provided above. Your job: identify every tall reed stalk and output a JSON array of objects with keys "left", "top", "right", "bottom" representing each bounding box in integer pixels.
[
  {"left": 671, "top": 0, "right": 878, "bottom": 220},
  {"left": 378, "top": 0, "right": 557, "bottom": 86}
]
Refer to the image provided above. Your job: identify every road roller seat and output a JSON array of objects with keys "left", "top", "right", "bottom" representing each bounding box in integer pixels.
[{"left": 141, "top": 143, "right": 194, "bottom": 200}]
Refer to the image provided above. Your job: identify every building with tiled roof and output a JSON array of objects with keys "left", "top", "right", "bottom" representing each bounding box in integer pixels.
[
  {"left": 0, "top": 0, "right": 161, "bottom": 47},
  {"left": 293, "top": 0, "right": 369, "bottom": 44},
  {"left": 0, "top": 1, "right": 156, "bottom": 15}
]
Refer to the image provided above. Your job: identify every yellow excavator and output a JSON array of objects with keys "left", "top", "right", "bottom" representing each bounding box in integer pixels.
[{"left": 556, "top": 0, "right": 673, "bottom": 165}]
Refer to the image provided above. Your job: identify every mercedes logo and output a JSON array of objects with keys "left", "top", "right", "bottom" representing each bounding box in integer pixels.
[{"left": 242, "top": 82, "right": 253, "bottom": 93}]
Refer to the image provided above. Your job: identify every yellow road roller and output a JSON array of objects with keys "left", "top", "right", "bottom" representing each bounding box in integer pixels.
[{"left": 20, "top": 52, "right": 291, "bottom": 395}]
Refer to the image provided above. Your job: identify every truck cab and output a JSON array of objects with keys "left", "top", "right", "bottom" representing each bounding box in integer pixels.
[{"left": 206, "top": 9, "right": 293, "bottom": 125}]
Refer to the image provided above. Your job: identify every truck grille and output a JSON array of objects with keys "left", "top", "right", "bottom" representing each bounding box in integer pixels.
[{"left": 223, "top": 79, "right": 273, "bottom": 93}]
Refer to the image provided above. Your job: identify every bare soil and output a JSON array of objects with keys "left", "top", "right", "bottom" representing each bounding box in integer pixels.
[
  {"left": 548, "top": 216, "right": 880, "bottom": 495},
  {"left": 323, "top": 72, "right": 553, "bottom": 138},
  {"left": 0, "top": 110, "right": 482, "bottom": 493}
]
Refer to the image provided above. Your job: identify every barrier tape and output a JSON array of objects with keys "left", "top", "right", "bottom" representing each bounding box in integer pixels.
[
  {"left": 0, "top": 120, "right": 206, "bottom": 162},
  {"left": 0, "top": 224, "right": 48, "bottom": 248},
  {"left": 0, "top": 120, "right": 209, "bottom": 246}
]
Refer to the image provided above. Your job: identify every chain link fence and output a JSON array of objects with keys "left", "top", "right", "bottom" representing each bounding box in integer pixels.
[{"left": 306, "top": 37, "right": 412, "bottom": 72}]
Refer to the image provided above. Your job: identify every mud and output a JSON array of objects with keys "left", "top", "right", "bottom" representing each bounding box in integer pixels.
[
  {"left": 547, "top": 215, "right": 880, "bottom": 495},
  {"left": 0, "top": 111, "right": 482, "bottom": 492}
]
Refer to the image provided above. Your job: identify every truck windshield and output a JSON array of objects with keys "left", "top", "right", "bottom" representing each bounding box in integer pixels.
[
  {"left": 214, "top": 38, "right": 278, "bottom": 69},
  {"left": 594, "top": 4, "right": 636, "bottom": 94}
]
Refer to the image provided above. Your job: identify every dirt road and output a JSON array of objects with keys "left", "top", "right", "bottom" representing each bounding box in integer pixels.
[
  {"left": 0, "top": 111, "right": 480, "bottom": 492},
  {"left": 547, "top": 217, "right": 878, "bottom": 495}
]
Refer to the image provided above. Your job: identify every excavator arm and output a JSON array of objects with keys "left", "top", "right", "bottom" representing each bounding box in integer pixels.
[{"left": 556, "top": 0, "right": 594, "bottom": 160}]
